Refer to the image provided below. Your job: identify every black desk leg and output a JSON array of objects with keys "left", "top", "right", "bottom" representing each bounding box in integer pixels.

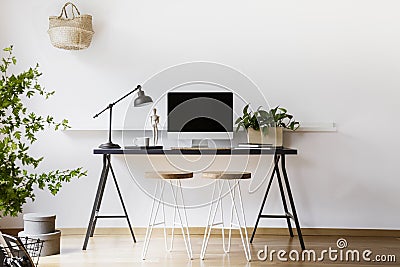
[
  {"left": 250, "top": 155, "right": 278, "bottom": 243},
  {"left": 281, "top": 155, "right": 305, "bottom": 250},
  {"left": 89, "top": 155, "right": 111, "bottom": 237},
  {"left": 83, "top": 154, "right": 110, "bottom": 250},
  {"left": 275, "top": 159, "right": 294, "bottom": 237},
  {"left": 109, "top": 164, "right": 137, "bottom": 243},
  {"left": 83, "top": 155, "right": 137, "bottom": 250}
]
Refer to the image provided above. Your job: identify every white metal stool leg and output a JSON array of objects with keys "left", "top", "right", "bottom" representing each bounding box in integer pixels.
[
  {"left": 177, "top": 180, "right": 193, "bottom": 259},
  {"left": 169, "top": 180, "right": 193, "bottom": 259},
  {"left": 227, "top": 180, "right": 251, "bottom": 261},
  {"left": 142, "top": 179, "right": 193, "bottom": 260},
  {"left": 222, "top": 180, "right": 234, "bottom": 254},
  {"left": 142, "top": 181, "right": 166, "bottom": 260},
  {"left": 201, "top": 179, "right": 251, "bottom": 262},
  {"left": 200, "top": 180, "right": 225, "bottom": 260},
  {"left": 200, "top": 180, "right": 217, "bottom": 259},
  {"left": 163, "top": 181, "right": 176, "bottom": 252},
  {"left": 237, "top": 181, "right": 251, "bottom": 259}
]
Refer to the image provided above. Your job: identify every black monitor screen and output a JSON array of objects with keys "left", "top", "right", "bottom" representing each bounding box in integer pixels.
[{"left": 168, "top": 92, "right": 233, "bottom": 132}]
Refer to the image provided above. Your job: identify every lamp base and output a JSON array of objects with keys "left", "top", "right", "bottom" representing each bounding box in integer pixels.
[{"left": 99, "top": 142, "right": 121, "bottom": 149}]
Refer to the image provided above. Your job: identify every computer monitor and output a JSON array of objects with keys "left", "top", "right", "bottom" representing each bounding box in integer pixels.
[{"left": 167, "top": 92, "right": 233, "bottom": 147}]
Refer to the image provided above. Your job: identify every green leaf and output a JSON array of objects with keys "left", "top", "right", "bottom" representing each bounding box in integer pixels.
[
  {"left": 278, "top": 107, "right": 287, "bottom": 113},
  {"left": 243, "top": 104, "right": 249, "bottom": 116},
  {"left": 26, "top": 90, "right": 34, "bottom": 98},
  {"left": 13, "top": 131, "right": 21, "bottom": 140}
]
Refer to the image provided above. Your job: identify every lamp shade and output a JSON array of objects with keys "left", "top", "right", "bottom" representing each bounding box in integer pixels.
[{"left": 134, "top": 89, "right": 153, "bottom": 107}]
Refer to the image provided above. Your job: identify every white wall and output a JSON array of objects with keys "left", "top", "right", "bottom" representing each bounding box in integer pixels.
[{"left": 1, "top": 0, "right": 399, "bottom": 230}]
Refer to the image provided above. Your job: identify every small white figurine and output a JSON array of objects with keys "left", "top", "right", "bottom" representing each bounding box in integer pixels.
[{"left": 150, "top": 108, "right": 160, "bottom": 146}]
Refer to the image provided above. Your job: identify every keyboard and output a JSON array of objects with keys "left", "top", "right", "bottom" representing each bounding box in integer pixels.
[{"left": 170, "top": 147, "right": 231, "bottom": 151}]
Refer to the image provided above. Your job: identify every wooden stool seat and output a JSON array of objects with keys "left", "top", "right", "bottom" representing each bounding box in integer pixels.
[
  {"left": 145, "top": 171, "right": 193, "bottom": 179},
  {"left": 202, "top": 171, "right": 251, "bottom": 180}
]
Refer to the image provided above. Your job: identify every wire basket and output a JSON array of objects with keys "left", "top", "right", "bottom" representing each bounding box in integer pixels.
[{"left": 1, "top": 234, "right": 44, "bottom": 267}]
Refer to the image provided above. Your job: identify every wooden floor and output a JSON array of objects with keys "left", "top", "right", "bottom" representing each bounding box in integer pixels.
[{"left": 39, "top": 234, "right": 399, "bottom": 267}]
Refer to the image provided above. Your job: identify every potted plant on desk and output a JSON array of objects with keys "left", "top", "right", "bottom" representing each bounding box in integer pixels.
[{"left": 235, "top": 104, "right": 300, "bottom": 146}]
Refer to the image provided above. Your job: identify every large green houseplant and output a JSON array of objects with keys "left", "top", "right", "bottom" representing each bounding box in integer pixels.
[
  {"left": 0, "top": 46, "right": 87, "bottom": 217},
  {"left": 235, "top": 104, "right": 300, "bottom": 146}
]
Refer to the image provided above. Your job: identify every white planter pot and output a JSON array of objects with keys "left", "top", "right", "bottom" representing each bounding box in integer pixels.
[
  {"left": 247, "top": 127, "right": 283, "bottom": 146},
  {"left": 23, "top": 213, "right": 56, "bottom": 235}
]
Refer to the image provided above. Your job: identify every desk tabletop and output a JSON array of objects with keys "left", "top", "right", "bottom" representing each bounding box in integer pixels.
[{"left": 93, "top": 147, "right": 297, "bottom": 155}]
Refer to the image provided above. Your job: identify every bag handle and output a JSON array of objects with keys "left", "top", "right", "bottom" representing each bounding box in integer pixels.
[{"left": 58, "top": 2, "right": 81, "bottom": 19}]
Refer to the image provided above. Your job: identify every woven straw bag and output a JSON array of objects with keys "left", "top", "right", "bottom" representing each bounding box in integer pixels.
[{"left": 48, "top": 2, "right": 94, "bottom": 50}]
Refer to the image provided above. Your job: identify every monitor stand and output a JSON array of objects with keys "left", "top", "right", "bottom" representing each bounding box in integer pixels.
[{"left": 191, "top": 139, "right": 209, "bottom": 148}]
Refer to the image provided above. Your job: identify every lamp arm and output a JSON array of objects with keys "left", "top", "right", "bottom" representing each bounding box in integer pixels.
[
  {"left": 93, "top": 85, "right": 141, "bottom": 119},
  {"left": 112, "top": 84, "right": 142, "bottom": 106}
]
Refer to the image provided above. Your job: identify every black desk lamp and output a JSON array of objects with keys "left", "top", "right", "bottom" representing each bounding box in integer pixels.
[{"left": 93, "top": 85, "right": 153, "bottom": 149}]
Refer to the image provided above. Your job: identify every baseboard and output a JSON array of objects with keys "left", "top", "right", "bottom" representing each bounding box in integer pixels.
[
  {"left": 54, "top": 227, "right": 400, "bottom": 237},
  {"left": 2, "top": 227, "right": 399, "bottom": 237}
]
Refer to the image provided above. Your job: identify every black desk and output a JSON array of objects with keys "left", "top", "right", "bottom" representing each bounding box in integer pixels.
[{"left": 83, "top": 147, "right": 305, "bottom": 250}]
